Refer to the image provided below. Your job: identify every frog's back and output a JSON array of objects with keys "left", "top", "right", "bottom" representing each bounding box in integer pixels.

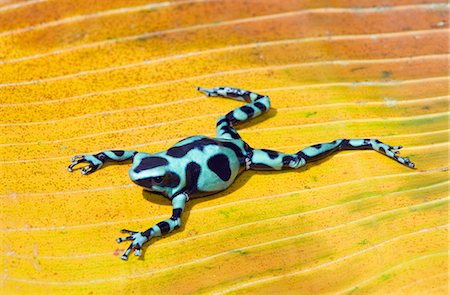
[
  {"left": 166, "top": 136, "right": 249, "bottom": 163},
  {"left": 163, "top": 136, "right": 250, "bottom": 197}
]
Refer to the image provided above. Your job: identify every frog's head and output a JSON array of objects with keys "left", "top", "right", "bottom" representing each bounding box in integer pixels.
[{"left": 129, "top": 155, "right": 181, "bottom": 195}]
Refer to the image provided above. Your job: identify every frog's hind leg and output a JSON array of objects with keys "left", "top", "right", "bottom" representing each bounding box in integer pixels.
[
  {"left": 248, "top": 139, "right": 415, "bottom": 171},
  {"left": 197, "top": 86, "right": 270, "bottom": 140}
]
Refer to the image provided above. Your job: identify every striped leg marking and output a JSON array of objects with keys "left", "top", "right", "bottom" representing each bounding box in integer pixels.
[
  {"left": 298, "top": 139, "right": 414, "bottom": 168},
  {"left": 248, "top": 148, "right": 306, "bottom": 171},
  {"left": 68, "top": 150, "right": 137, "bottom": 174},
  {"left": 249, "top": 139, "right": 415, "bottom": 171},
  {"left": 197, "top": 86, "right": 270, "bottom": 140},
  {"left": 116, "top": 193, "right": 187, "bottom": 260}
]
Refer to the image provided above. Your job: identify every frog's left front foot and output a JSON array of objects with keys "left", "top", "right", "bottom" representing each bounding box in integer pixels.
[
  {"left": 116, "top": 229, "right": 150, "bottom": 260},
  {"left": 67, "top": 154, "right": 103, "bottom": 175}
]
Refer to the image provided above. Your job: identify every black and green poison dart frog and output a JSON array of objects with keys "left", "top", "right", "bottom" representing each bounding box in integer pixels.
[{"left": 67, "top": 86, "right": 415, "bottom": 260}]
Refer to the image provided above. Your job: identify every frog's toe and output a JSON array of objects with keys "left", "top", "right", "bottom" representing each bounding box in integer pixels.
[
  {"left": 119, "top": 241, "right": 134, "bottom": 260},
  {"left": 396, "top": 155, "right": 415, "bottom": 169},
  {"left": 71, "top": 155, "right": 86, "bottom": 162},
  {"left": 117, "top": 229, "right": 138, "bottom": 243},
  {"left": 196, "top": 86, "right": 210, "bottom": 93},
  {"left": 403, "top": 157, "right": 415, "bottom": 169},
  {"left": 67, "top": 155, "right": 86, "bottom": 172},
  {"left": 120, "top": 229, "right": 138, "bottom": 235},
  {"left": 116, "top": 236, "right": 133, "bottom": 243},
  {"left": 81, "top": 164, "right": 99, "bottom": 175},
  {"left": 121, "top": 249, "right": 130, "bottom": 260},
  {"left": 390, "top": 145, "right": 402, "bottom": 153},
  {"left": 197, "top": 86, "right": 218, "bottom": 97}
]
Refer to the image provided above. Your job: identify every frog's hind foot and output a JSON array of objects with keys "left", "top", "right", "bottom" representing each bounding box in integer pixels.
[
  {"left": 339, "top": 139, "right": 415, "bottom": 169},
  {"left": 374, "top": 141, "right": 415, "bottom": 169},
  {"left": 197, "top": 86, "right": 219, "bottom": 97},
  {"left": 197, "top": 86, "right": 271, "bottom": 140}
]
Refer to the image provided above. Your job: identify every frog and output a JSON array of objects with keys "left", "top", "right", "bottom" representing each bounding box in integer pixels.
[{"left": 67, "top": 86, "right": 415, "bottom": 260}]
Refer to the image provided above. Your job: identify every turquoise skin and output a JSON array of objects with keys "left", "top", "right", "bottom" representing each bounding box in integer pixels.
[{"left": 68, "top": 86, "right": 415, "bottom": 260}]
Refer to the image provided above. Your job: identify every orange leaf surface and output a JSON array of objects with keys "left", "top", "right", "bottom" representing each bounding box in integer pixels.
[{"left": 1, "top": 0, "right": 448, "bottom": 294}]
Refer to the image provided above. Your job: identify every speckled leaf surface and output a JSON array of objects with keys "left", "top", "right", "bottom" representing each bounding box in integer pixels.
[{"left": 0, "top": 0, "right": 448, "bottom": 294}]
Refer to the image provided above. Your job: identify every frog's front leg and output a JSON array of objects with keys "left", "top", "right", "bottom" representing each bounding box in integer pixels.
[
  {"left": 68, "top": 150, "right": 137, "bottom": 174},
  {"left": 116, "top": 192, "right": 188, "bottom": 260}
]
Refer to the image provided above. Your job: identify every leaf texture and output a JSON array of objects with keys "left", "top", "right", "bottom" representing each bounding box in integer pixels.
[{"left": 0, "top": 0, "right": 448, "bottom": 294}]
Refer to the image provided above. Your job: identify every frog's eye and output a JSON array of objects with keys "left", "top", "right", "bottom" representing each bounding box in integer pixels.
[{"left": 153, "top": 176, "right": 164, "bottom": 184}]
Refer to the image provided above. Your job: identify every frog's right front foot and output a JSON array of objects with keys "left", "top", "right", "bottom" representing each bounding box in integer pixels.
[
  {"left": 116, "top": 229, "right": 151, "bottom": 260},
  {"left": 67, "top": 154, "right": 103, "bottom": 175}
]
